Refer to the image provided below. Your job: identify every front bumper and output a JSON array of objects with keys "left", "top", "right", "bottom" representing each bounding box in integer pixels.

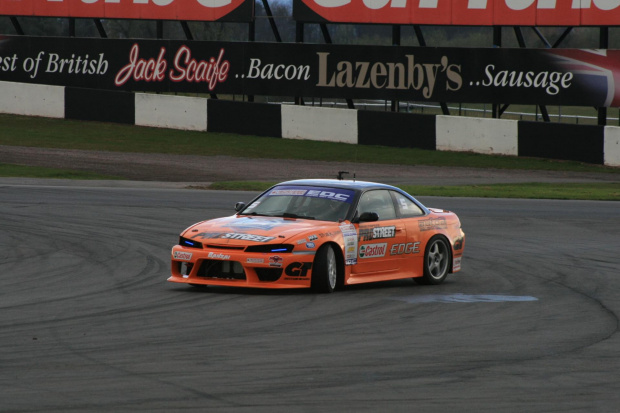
[{"left": 168, "top": 245, "right": 315, "bottom": 289}]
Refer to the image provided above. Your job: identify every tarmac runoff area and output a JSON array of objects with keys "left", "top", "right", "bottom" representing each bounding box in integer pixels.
[{"left": 1, "top": 182, "right": 619, "bottom": 412}]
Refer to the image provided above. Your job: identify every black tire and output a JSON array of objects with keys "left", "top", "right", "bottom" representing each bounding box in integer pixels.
[
  {"left": 312, "top": 244, "right": 338, "bottom": 293},
  {"left": 415, "top": 236, "right": 451, "bottom": 285}
]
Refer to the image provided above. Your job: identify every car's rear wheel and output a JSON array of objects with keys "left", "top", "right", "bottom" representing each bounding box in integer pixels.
[
  {"left": 312, "top": 244, "right": 338, "bottom": 293},
  {"left": 416, "top": 236, "right": 450, "bottom": 285}
]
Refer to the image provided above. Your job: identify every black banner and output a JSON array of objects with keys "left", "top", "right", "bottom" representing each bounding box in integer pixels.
[{"left": 0, "top": 35, "right": 617, "bottom": 107}]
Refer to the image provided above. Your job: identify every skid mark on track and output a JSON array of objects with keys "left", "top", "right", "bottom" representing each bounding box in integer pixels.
[{"left": 391, "top": 293, "right": 538, "bottom": 304}]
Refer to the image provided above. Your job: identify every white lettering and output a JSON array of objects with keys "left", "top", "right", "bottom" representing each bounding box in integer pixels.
[
  {"left": 593, "top": 0, "right": 620, "bottom": 10},
  {"left": 307, "top": 0, "right": 620, "bottom": 10},
  {"left": 363, "top": 0, "right": 390, "bottom": 9},
  {"left": 313, "top": 0, "right": 351, "bottom": 7},
  {"left": 481, "top": 64, "right": 572, "bottom": 96},
  {"left": 246, "top": 58, "right": 311, "bottom": 81},
  {"left": 196, "top": 0, "right": 232, "bottom": 7},
  {"left": 468, "top": 0, "right": 487, "bottom": 8},
  {"left": 505, "top": 0, "right": 535, "bottom": 10},
  {"left": 537, "top": 0, "right": 556, "bottom": 8}
]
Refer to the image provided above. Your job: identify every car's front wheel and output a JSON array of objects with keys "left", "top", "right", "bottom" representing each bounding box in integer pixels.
[
  {"left": 312, "top": 244, "right": 338, "bottom": 293},
  {"left": 416, "top": 236, "right": 450, "bottom": 285}
]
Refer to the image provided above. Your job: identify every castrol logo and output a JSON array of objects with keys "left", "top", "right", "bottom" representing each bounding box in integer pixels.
[
  {"left": 359, "top": 243, "right": 387, "bottom": 258},
  {"left": 174, "top": 251, "right": 193, "bottom": 261}
]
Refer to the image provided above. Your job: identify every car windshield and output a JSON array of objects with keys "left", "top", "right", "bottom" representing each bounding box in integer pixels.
[{"left": 241, "top": 185, "right": 355, "bottom": 222}]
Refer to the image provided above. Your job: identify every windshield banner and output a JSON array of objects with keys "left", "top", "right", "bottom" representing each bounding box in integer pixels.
[
  {"left": 0, "top": 35, "right": 617, "bottom": 107},
  {"left": 268, "top": 187, "right": 356, "bottom": 203}
]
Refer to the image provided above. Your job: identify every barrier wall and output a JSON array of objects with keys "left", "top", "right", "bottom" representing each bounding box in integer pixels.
[
  {"left": 282, "top": 105, "right": 357, "bottom": 144},
  {"left": 605, "top": 127, "right": 620, "bottom": 167},
  {"left": 0, "top": 81, "right": 618, "bottom": 167},
  {"left": 0, "top": 81, "right": 64, "bottom": 119},
  {"left": 135, "top": 93, "right": 208, "bottom": 131},
  {"left": 436, "top": 116, "right": 519, "bottom": 156}
]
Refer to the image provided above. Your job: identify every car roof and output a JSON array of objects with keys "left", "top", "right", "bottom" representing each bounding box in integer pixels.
[{"left": 276, "top": 179, "right": 399, "bottom": 192}]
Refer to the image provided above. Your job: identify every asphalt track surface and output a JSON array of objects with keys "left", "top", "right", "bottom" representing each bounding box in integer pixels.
[{"left": 1, "top": 182, "right": 619, "bottom": 412}]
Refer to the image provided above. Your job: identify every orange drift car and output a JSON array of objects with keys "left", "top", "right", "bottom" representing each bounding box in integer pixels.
[{"left": 169, "top": 179, "right": 465, "bottom": 293}]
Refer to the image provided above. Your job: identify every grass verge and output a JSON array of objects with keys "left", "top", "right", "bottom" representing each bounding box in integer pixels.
[
  {"left": 1, "top": 114, "right": 618, "bottom": 200},
  {"left": 1, "top": 114, "right": 618, "bottom": 175},
  {"left": 0, "top": 163, "right": 119, "bottom": 180},
  {"left": 206, "top": 181, "right": 620, "bottom": 201}
]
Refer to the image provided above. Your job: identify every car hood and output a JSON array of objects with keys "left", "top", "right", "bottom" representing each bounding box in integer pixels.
[{"left": 183, "top": 215, "right": 335, "bottom": 245}]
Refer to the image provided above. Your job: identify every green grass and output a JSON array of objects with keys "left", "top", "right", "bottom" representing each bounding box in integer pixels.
[
  {"left": 400, "top": 182, "right": 620, "bottom": 201},
  {"left": 0, "top": 163, "right": 119, "bottom": 180},
  {"left": 205, "top": 181, "right": 620, "bottom": 201},
  {"left": 1, "top": 114, "right": 618, "bottom": 175},
  {"left": 1, "top": 114, "right": 618, "bottom": 200}
]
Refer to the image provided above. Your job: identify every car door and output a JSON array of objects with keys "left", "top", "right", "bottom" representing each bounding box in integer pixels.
[
  {"left": 351, "top": 189, "right": 408, "bottom": 277},
  {"left": 390, "top": 190, "right": 427, "bottom": 275}
]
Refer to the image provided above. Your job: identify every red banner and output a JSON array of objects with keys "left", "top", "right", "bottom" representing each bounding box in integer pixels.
[
  {"left": 294, "top": 0, "right": 620, "bottom": 26},
  {"left": 0, "top": 0, "right": 253, "bottom": 22}
]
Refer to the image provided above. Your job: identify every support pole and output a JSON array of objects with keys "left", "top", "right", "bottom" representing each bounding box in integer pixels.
[
  {"left": 10, "top": 17, "right": 24, "bottom": 35},
  {"left": 94, "top": 19, "right": 107, "bottom": 38}
]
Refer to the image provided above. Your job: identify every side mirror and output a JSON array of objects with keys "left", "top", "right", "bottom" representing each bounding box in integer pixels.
[
  {"left": 357, "top": 212, "right": 379, "bottom": 222},
  {"left": 235, "top": 202, "right": 246, "bottom": 212}
]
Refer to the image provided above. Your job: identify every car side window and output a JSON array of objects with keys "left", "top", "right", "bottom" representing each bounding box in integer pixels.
[
  {"left": 392, "top": 191, "right": 425, "bottom": 217},
  {"left": 357, "top": 190, "right": 396, "bottom": 221}
]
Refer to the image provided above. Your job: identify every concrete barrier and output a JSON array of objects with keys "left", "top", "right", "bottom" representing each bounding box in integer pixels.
[
  {"left": 282, "top": 105, "right": 358, "bottom": 144},
  {"left": 604, "top": 126, "right": 620, "bottom": 167},
  {"left": 436, "top": 115, "right": 518, "bottom": 156},
  {"left": 1, "top": 81, "right": 619, "bottom": 166},
  {"left": 135, "top": 93, "right": 207, "bottom": 131},
  {"left": 0, "top": 81, "right": 64, "bottom": 118}
]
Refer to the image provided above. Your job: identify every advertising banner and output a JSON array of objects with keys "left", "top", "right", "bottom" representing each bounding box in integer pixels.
[
  {"left": 293, "top": 0, "right": 620, "bottom": 26},
  {"left": 0, "top": 0, "right": 254, "bottom": 22},
  {"left": 0, "top": 35, "right": 618, "bottom": 107}
]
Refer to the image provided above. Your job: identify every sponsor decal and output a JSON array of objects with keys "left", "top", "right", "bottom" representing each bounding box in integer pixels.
[
  {"left": 285, "top": 262, "right": 313, "bottom": 277},
  {"left": 305, "top": 189, "right": 351, "bottom": 202},
  {"left": 317, "top": 53, "right": 462, "bottom": 100},
  {"left": 340, "top": 223, "right": 358, "bottom": 265},
  {"left": 359, "top": 225, "right": 396, "bottom": 242},
  {"left": 193, "top": 232, "right": 276, "bottom": 243},
  {"left": 115, "top": 44, "right": 229, "bottom": 90},
  {"left": 475, "top": 64, "right": 573, "bottom": 98},
  {"left": 208, "top": 252, "right": 230, "bottom": 260},
  {"left": 246, "top": 258, "right": 265, "bottom": 264},
  {"left": 297, "top": 239, "right": 307, "bottom": 244},
  {"left": 267, "top": 186, "right": 355, "bottom": 203},
  {"left": 359, "top": 243, "right": 387, "bottom": 259},
  {"left": 308, "top": 235, "right": 318, "bottom": 241},
  {"left": 225, "top": 217, "right": 285, "bottom": 231},
  {"left": 418, "top": 218, "right": 447, "bottom": 231},
  {"left": 269, "top": 189, "right": 308, "bottom": 196},
  {"left": 306, "top": 242, "right": 316, "bottom": 249},
  {"left": 453, "top": 257, "right": 462, "bottom": 272},
  {"left": 245, "top": 201, "right": 260, "bottom": 210},
  {"left": 173, "top": 251, "right": 193, "bottom": 261},
  {"left": 390, "top": 242, "right": 420, "bottom": 255},
  {"left": 269, "top": 255, "right": 283, "bottom": 267}
]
